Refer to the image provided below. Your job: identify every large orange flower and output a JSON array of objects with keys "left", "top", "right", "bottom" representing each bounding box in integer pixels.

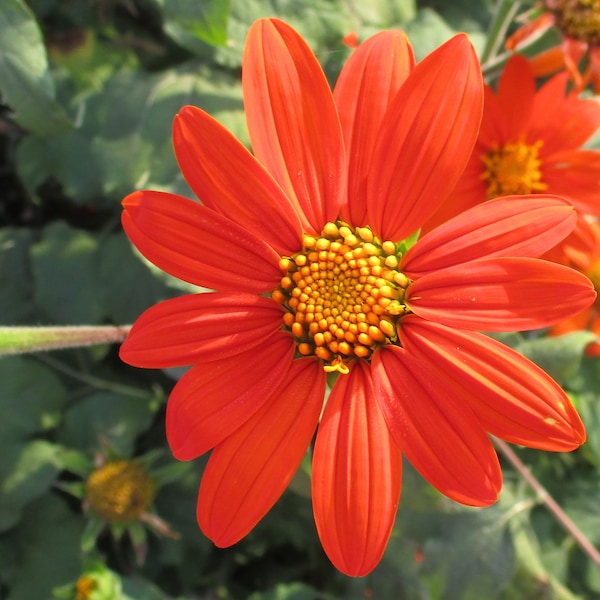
[
  {"left": 427, "top": 53, "right": 600, "bottom": 264},
  {"left": 119, "top": 19, "right": 594, "bottom": 576},
  {"left": 507, "top": 0, "right": 600, "bottom": 92}
]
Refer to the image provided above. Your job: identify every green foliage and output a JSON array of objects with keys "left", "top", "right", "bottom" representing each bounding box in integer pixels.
[{"left": 2, "top": 0, "right": 600, "bottom": 598}]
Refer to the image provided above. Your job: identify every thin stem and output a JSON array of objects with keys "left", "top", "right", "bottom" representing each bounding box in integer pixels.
[
  {"left": 481, "top": 0, "right": 521, "bottom": 66},
  {"left": 0, "top": 325, "right": 131, "bottom": 356},
  {"left": 494, "top": 437, "right": 600, "bottom": 567}
]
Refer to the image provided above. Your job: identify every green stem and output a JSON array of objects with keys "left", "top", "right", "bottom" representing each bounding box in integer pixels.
[
  {"left": 494, "top": 437, "right": 600, "bottom": 567},
  {"left": 480, "top": 0, "right": 521, "bottom": 66},
  {"left": 0, "top": 325, "right": 131, "bottom": 356}
]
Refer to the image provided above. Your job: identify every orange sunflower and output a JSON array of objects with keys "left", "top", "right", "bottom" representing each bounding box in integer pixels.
[
  {"left": 120, "top": 19, "right": 594, "bottom": 576},
  {"left": 426, "top": 53, "right": 600, "bottom": 265},
  {"left": 507, "top": 0, "right": 600, "bottom": 92}
]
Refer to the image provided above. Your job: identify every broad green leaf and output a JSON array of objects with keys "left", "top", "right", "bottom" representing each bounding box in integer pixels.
[
  {"left": 403, "top": 8, "right": 458, "bottom": 60},
  {"left": 30, "top": 222, "right": 104, "bottom": 324},
  {"left": 0, "top": 440, "right": 69, "bottom": 531},
  {"left": 57, "top": 390, "right": 160, "bottom": 455},
  {"left": 0, "top": 356, "right": 67, "bottom": 441},
  {"left": 0, "top": 228, "right": 36, "bottom": 324},
  {"left": 0, "top": 0, "right": 72, "bottom": 135},
  {"left": 6, "top": 494, "right": 83, "bottom": 600},
  {"left": 159, "top": 0, "right": 231, "bottom": 50}
]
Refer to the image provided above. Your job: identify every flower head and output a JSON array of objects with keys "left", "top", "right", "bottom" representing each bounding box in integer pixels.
[
  {"left": 427, "top": 53, "right": 600, "bottom": 265},
  {"left": 120, "top": 19, "right": 594, "bottom": 576},
  {"left": 507, "top": 0, "right": 600, "bottom": 92}
]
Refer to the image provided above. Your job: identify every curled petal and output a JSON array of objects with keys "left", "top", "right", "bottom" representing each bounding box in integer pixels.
[
  {"left": 167, "top": 334, "right": 295, "bottom": 460},
  {"left": 122, "top": 191, "right": 281, "bottom": 293},
  {"left": 372, "top": 345, "right": 502, "bottom": 506},
  {"left": 197, "top": 358, "right": 325, "bottom": 547},
  {"left": 312, "top": 361, "right": 402, "bottom": 577},
  {"left": 367, "top": 34, "right": 483, "bottom": 241},
  {"left": 243, "top": 18, "right": 345, "bottom": 233},
  {"left": 402, "top": 196, "right": 577, "bottom": 277},
  {"left": 173, "top": 106, "right": 303, "bottom": 255},
  {"left": 120, "top": 293, "right": 284, "bottom": 368},
  {"left": 399, "top": 316, "right": 586, "bottom": 451},
  {"left": 334, "top": 30, "right": 415, "bottom": 225},
  {"left": 406, "top": 257, "right": 596, "bottom": 331}
]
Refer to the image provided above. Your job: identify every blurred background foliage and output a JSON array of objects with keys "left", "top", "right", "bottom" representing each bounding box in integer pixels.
[{"left": 2, "top": 0, "right": 600, "bottom": 598}]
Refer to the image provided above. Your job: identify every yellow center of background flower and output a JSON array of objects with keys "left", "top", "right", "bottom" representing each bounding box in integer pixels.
[
  {"left": 480, "top": 140, "right": 547, "bottom": 198},
  {"left": 272, "top": 222, "right": 411, "bottom": 374},
  {"left": 547, "top": 0, "right": 600, "bottom": 43},
  {"left": 85, "top": 460, "right": 156, "bottom": 524}
]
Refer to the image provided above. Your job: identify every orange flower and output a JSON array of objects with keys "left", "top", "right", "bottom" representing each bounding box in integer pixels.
[
  {"left": 120, "top": 19, "right": 594, "bottom": 576},
  {"left": 506, "top": 0, "right": 600, "bottom": 92},
  {"left": 427, "top": 53, "right": 600, "bottom": 264}
]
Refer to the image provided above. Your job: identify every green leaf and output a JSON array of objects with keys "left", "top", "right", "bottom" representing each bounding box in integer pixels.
[
  {"left": 30, "top": 222, "right": 104, "bottom": 324},
  {"left": 0, "top": 356, "right": 67, "bottom": 442},
  {"left": 6, "top": 494, "right": 83, "bottom": 600},
  {"left": 0, "top": 440, "right": 68, "bottom": 532},
  {"left": 0, "top": 229, "right": 36, "bottom": 324},
  {"left": 159, "top": 0, "right": 231, "bottom": 51},
  {"left": 57, "top": 391, "right": 159, "bottom": 455},
  {"left": 0, "top": 0, "right": 72, "bottom": 135},
  {"left": 248, "top": 582, "right": 322, "bottom": 600}
]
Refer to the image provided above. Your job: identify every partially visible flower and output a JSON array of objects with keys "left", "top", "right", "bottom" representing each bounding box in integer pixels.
[
  {"left": 120, "top": 19, "right": 594, "bottom": 576},
  {"left": 550, "top": 217, "right": 600, "bottom": 354},
  {"left": 426, "top": 53, "right": 600, "bottom": 265},
  {"left": 507, "top": 0, "right": 600, "bottom": 92}
]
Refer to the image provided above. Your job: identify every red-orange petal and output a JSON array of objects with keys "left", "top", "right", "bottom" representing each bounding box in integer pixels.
[
  {"left": 172, "top": 106, "right": 303, "bottom": 256},
  {"left": 334, "top": 30, "right": 415, "bottom": 226},
  {"left": 242, "top": 18, "right": 345, "bottom": 233},
  {"left": 366, "top": 34, "right": 483, "bottom": 241},
  {"left": 312, "top": 361, "right": 402, "bottom": 576},
  {"left": 372, "top": 345, "right": 502, "bottom": 506},
  {"left": 406, "top": 257, "right": 596, "bottom": 331},
  {"left": 402, "top": 195, "right": 576, "bottom": 277},
  {"left": 166, "top": 333, "right": 295, "bottom": 460},
  {"left": 399, "top": 316, "right": 586, "bottom": 451},
  {"left": 122, "top": 190, "right": 281, "bottom": 293},
  {"left": 119, "top": 292, "right": 284, "bottom": 368},
  {"left": 496, "top": 55, "right": 535, "bottom": 139},
  {"left": 197, "top": 358, "right": 325, "bottom": 547}
]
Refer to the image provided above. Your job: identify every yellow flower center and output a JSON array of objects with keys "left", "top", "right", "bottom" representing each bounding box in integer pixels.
[
  {"left": 480, "top": 140, "right": 548, "bottom": 199},
  {"left": 85, "top": 460, "right": 155, "bottom": 524},
  {"left": 76, "top": 576, "right": 97, "bottom": 600},
  {"left": 547, "top": 0, "right": 600, "bottom": 43},
  {"left": 272, "top": 221, "right": 412, "bottom": 374}
]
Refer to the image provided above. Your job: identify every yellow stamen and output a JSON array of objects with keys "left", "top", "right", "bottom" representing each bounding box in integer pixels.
[
  {"left": 275, "top": 221, "right": 412, "bottom": 373},
  {"left": 547, "top": 0, "right": 600, "bottom": 44},
  {"left": 85, "top": 460, "right": 155, "bottom": 524},
  {"left": 480, "top": 140, "right": 547, "bottom": 199}
]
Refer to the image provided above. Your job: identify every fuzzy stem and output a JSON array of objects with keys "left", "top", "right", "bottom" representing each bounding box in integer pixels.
[
  {"left": 0, "top": 325, "right": 131, "bottom": 356},
  {"left": 481, "top": 0, "right": 521, "bottom": 65},
  {"left": 494, "top": 437, "right": 600, "bottom": 566}
]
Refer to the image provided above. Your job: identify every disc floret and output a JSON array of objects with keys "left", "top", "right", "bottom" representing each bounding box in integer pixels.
[
  {"left": 546, "top": 0, "right": 600, "bottom": 44},
  {"left": 272, "top": 221, "right": 412, "bottom": 374}
]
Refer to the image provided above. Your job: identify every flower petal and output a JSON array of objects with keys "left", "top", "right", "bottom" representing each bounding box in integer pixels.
[
  {"left": 167, "top": 333, "right": 295, "bottom": 460},
  {"left": 372, "top": 345, "right": 502, "bottom": 506},
  {"left": 173, "top": 106, "right": 303, "bottom": 255},
  {"left": 119, "top": 292, "right": 284, "bottom": 368},
  {"left": 406, "top": 257, "right": 596, "bottom": 331},
  {"left": 197, "top": 358, "right": 325, "bottom": 547},
  {"left": 242, "top": 18, "right": 345, "bottom": 233},
  {"left": 366, "top": 34, "right": 483, "bottom": 241},
  {"left": 122, "top": 191, "right": 281, "bottom": 293},
  {"left": 402, "top": 195, "right": 577, "bottom": 277},
  {"left": 312, "top": 361, "right": 402, "bottom": 577},
  {"left": 334, "top": 30, "right": 415, "bottom": 225},
  {"left": 496, "top": 54, "right": 535, "bottom": 138},
  {"left": 399, "top": 316, "right": 586, "bottom": 451}
]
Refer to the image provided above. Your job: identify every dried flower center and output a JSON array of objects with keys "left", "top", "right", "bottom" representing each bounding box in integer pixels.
[
  {"left": 546, "top": 0, "right": 600, "bottom": 44},
  {"left": 85, "top": 460, "right": 155, "bottom": 524},
  {"left": 480, "top": 140, "right": 547, "bottom": 199},
  {"left": 272, "top": 221, "right": 412, "bottom": 374}
]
